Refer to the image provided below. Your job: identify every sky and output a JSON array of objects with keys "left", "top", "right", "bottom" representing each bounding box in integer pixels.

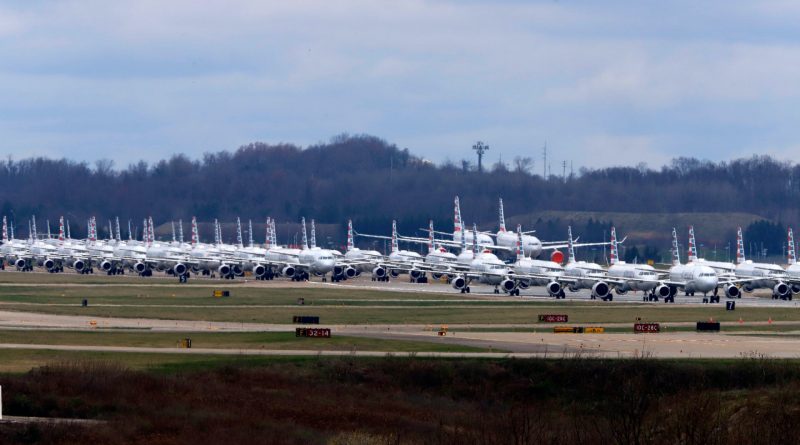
[{"left": 1, "top": 0, "right": 799, "bottom": 170}]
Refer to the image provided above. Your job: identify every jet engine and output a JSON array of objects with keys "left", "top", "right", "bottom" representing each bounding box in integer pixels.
[
  {"left": 232, "top": 264, "right": 243, "bottom": 276},
  {"left": 591, "top": 281, "right": 611, "bottom": 299},
  {"left": 253, "top": 264, "right": 267, "bottom": 277},
  {"left": 98, "top": 260, "right": 113, "bottom": 272},
  {"left": 501, "top": 279, "right": 516, "bottom": 293},
  {"left": 792, "top": 284, "right": 800, "bottom": 295},
  {"left": 724, "top": 285, "right": 740, "bottom": 299},
  {"left": 546, "top": 281, "right": 562, "bottom": 296},
  {"left": 172, "top": 263, "right": 187, "bottom": 276},
  {"left": 774, "top": 282, "right": 789, "bottom": 297},
  {"left": 72, "top": 259, "right": 86, "bottom": 272},
  {"left": 134, "top": 262, "right": 147, "bottom": 273},
  {"left": 431, "top": 272, "right": 443, "bottom": 280},
  {"left": 451, "top": 276, "right": 467, "bottom": 290},
  {"left": 517, "top": 280, "right": 530, "bottom": 290},
  {"left": 218, "top": 264, "right": 231, "bottom": 276},
  {"left": 14, "top": 259, "right": 26, "bottom": 269},
  {"left": 343, "top": 266, "right": 356, "bottom": 278},
  {"left": 410, "top": 269, "right": 424, "bottom": 280},
  {"left": 654, "top": 284, "right": 671, "bottom": 298},
  {"left": 390, "top": 269, "right": 400, "bottom": 278},
  {"left": 372, "top": 266, "right": 386, "bottom": 278},
  {"left": 43, "top": 259, "right": 56, "bottom": 271},
  {"left": 281, "top": 265, "right": 295, "bottom": 278}
]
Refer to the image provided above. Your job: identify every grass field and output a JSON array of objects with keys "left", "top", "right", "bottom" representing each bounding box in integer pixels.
[
  {"left": 0, "top": 272, "right": 798, "bottom": 325},
  {"left": 0, "top": 299, "right": 796, "bottom": 325},
  {"left": 0, "top": 329, "right": 487, "bottom": 352}
]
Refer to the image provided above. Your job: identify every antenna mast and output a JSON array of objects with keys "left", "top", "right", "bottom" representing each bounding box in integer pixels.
[{"left": 472, "top": 141, "right": 489, "bottom": 173}]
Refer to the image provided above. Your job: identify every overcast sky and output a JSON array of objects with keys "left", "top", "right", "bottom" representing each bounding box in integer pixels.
[{"left": 1, "top": 0, "right": 799, "bottom": 170}]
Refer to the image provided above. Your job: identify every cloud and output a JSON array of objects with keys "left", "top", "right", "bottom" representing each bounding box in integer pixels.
[{"left": 0, "top": 0, "right": 798, "bottom": 169}]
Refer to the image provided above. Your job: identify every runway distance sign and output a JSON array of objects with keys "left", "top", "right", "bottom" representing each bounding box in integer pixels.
[
  {"left": 634, "top": 323, "right": 660, "bottom": 333},
  {"left": 296, "top": 328, "right": 331, "bottom": 338},
  {"left": 538, "top": 314, "right": 568, "bottom": 323}
]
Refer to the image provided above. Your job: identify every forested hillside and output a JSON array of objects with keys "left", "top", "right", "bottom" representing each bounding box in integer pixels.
[{"left": 1, "top": 134, "right": 797, "bottom": 259}]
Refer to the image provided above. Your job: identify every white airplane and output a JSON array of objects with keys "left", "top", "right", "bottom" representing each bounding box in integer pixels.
[
  {"left": 232, "top": 218, "right": 271, "bottom": 280},
  {"left": 679, "top": 226, "right": 741, "bottom": 301},
  {"left": 342, "top": 220, "right": 382, "bottom": 280},
  {"left": 562, "top": 226, "right": 615, "bottom": 301},
  {"left": 293, "top": 217, "right": 336, "bottom": 281},
  {"left": 508, "top": 224, "right": 567, "bottom": 298},
  {"left": 606, "top": 227, "right": 665, "bottom": 301},
  {"left": 260, "top": 218, "right": 337, "bottom": 282},
  {"left": 357, "top": 220, "right": 456, "bottom": 283},
  {"left": 685, "top": 225, "right": 737, "bottom": 277},
  {"left": 0, "top": 216, "right": 31, "bottom": 270},
  {"left": 421, "top": 197, "right": 496, "bottom": 249},
  {"left": 785, "top": 227, "right": 800, "bottom": 294},
  {"left": 141, "top": 217, "right": 192, "bottom": 281},
  {"left": 448, "top": 224, "right": 516, "bottom": 294},
  {"left": 185, "top": 217, "right": 239, "bottom": 279},
  {"left": 663, "top": 227, "right": 721, "bottom": 302},
  {"left": 734, "top": 226, "right": 791, "bottom": 300}
]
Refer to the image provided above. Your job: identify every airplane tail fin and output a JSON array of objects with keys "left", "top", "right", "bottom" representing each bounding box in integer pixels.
[
  {"left": 788, "top": 227, "right": 796, "bottom": 265},
  {"left": 346, "top": 220, "right": 354, "bottom": 252},
  {"left": 391, "top": 220, "right": 399, "bottom": 253},
  {"left": 310, "top": 219, "right": 317, "bottom": 248},
  {"left": 428, "top": 220, "right": 435, "bottom": 254},
  {"left": 516, "top": 224, "right": 523, "bottom": 261},
  {"left": 271, "top": 219, "right": 277, "bottom": 247},
  {"left": 128, "top": 220, "right": 133, "bottom": 242},
  {"left": 265, "top": 217, "right": 272, "bottom": 248},
  {"left": 115, "top": 217, "right": 122, "bottom": 242},
  {"left": 177, "top": 219, "right": 183, "bottom": 244},
  {"left": 31, "top": 216, "right": 38, "bottom": 241},
  {"left": 108, "top": 219, "right": 113, "bottom": 241},
  {"left": 1, "top": 216, "right": 7, "bottom": 243},
  {"left": 687, "top": 225, "right": 698, "bottom": 262},
  {"left": 149, "top": 217, "right": 155, "bottom": 245},
  {"left": 46, "top": 220, "right": 51, "bottom": 240},
  {"left": 66, "top": 219, "right": 71, "bottom": 240},
  {"left": 171, "top": 221, "right": 177, "bottom": 243},
  {"left": 567, "top": 226, "right": 576, "bottom": 264},
  {"left": 671, "top": 227, "right": 680, "bottom": 266},
  {"left": 736, "top": 227, "right": 746, "bottom": 264},
  {"left": 236, "top": 217, "right": 243, "bottom": 249},
  {"left": 498, "top": 198, "right": 506, "bottom": 232},
  {"left": 301, "top": 217, "right": 308, "bottom": 249},
  {"left": 191, "top": 217, "right": 198, "bottom": 246},
  {"left": 58, "top": 216, "right": 65, "bottom": 243},
  {"left": 609, "top": 227, "right": 619, "bottom": 265},
  {"left": 471, "top": 224, "right": 479, "bottom": 257},
  {"left": 248, "top": 220, "right": 254, "bottom": 248},
  {"left": 214, "top": 219, "right": 221, "bottom": 246},
  {"left": 459, "top": 218, "right": 467, "bottom": 251},
  {"left": 453, "top": 196, "right": 463, "bottom": 233}
]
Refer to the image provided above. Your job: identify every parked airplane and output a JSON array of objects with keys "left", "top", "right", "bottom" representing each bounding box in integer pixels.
[
  {"left": 734, "top": 227, "right": 791, "bottom": 300},
  {"left": 562, "top": 226, "right": 614, "bottom": 301},
  {"left": 606, "top": 227, "right": 665, "bottom": 301},
  {"left": 664, "top": 228, "right": 722, "bottom": 302},
  {"left": 508, "top": 224, "right": 567, "bottom": 298},
  {"left": 786, "top": 227, "right": 800, "bottom": 294},
  {"left": 685, "top": 225, "right": 737, "bottom": 277},
  {"left": 448, "top": 224, "right": 515, "bottom": 294}
]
